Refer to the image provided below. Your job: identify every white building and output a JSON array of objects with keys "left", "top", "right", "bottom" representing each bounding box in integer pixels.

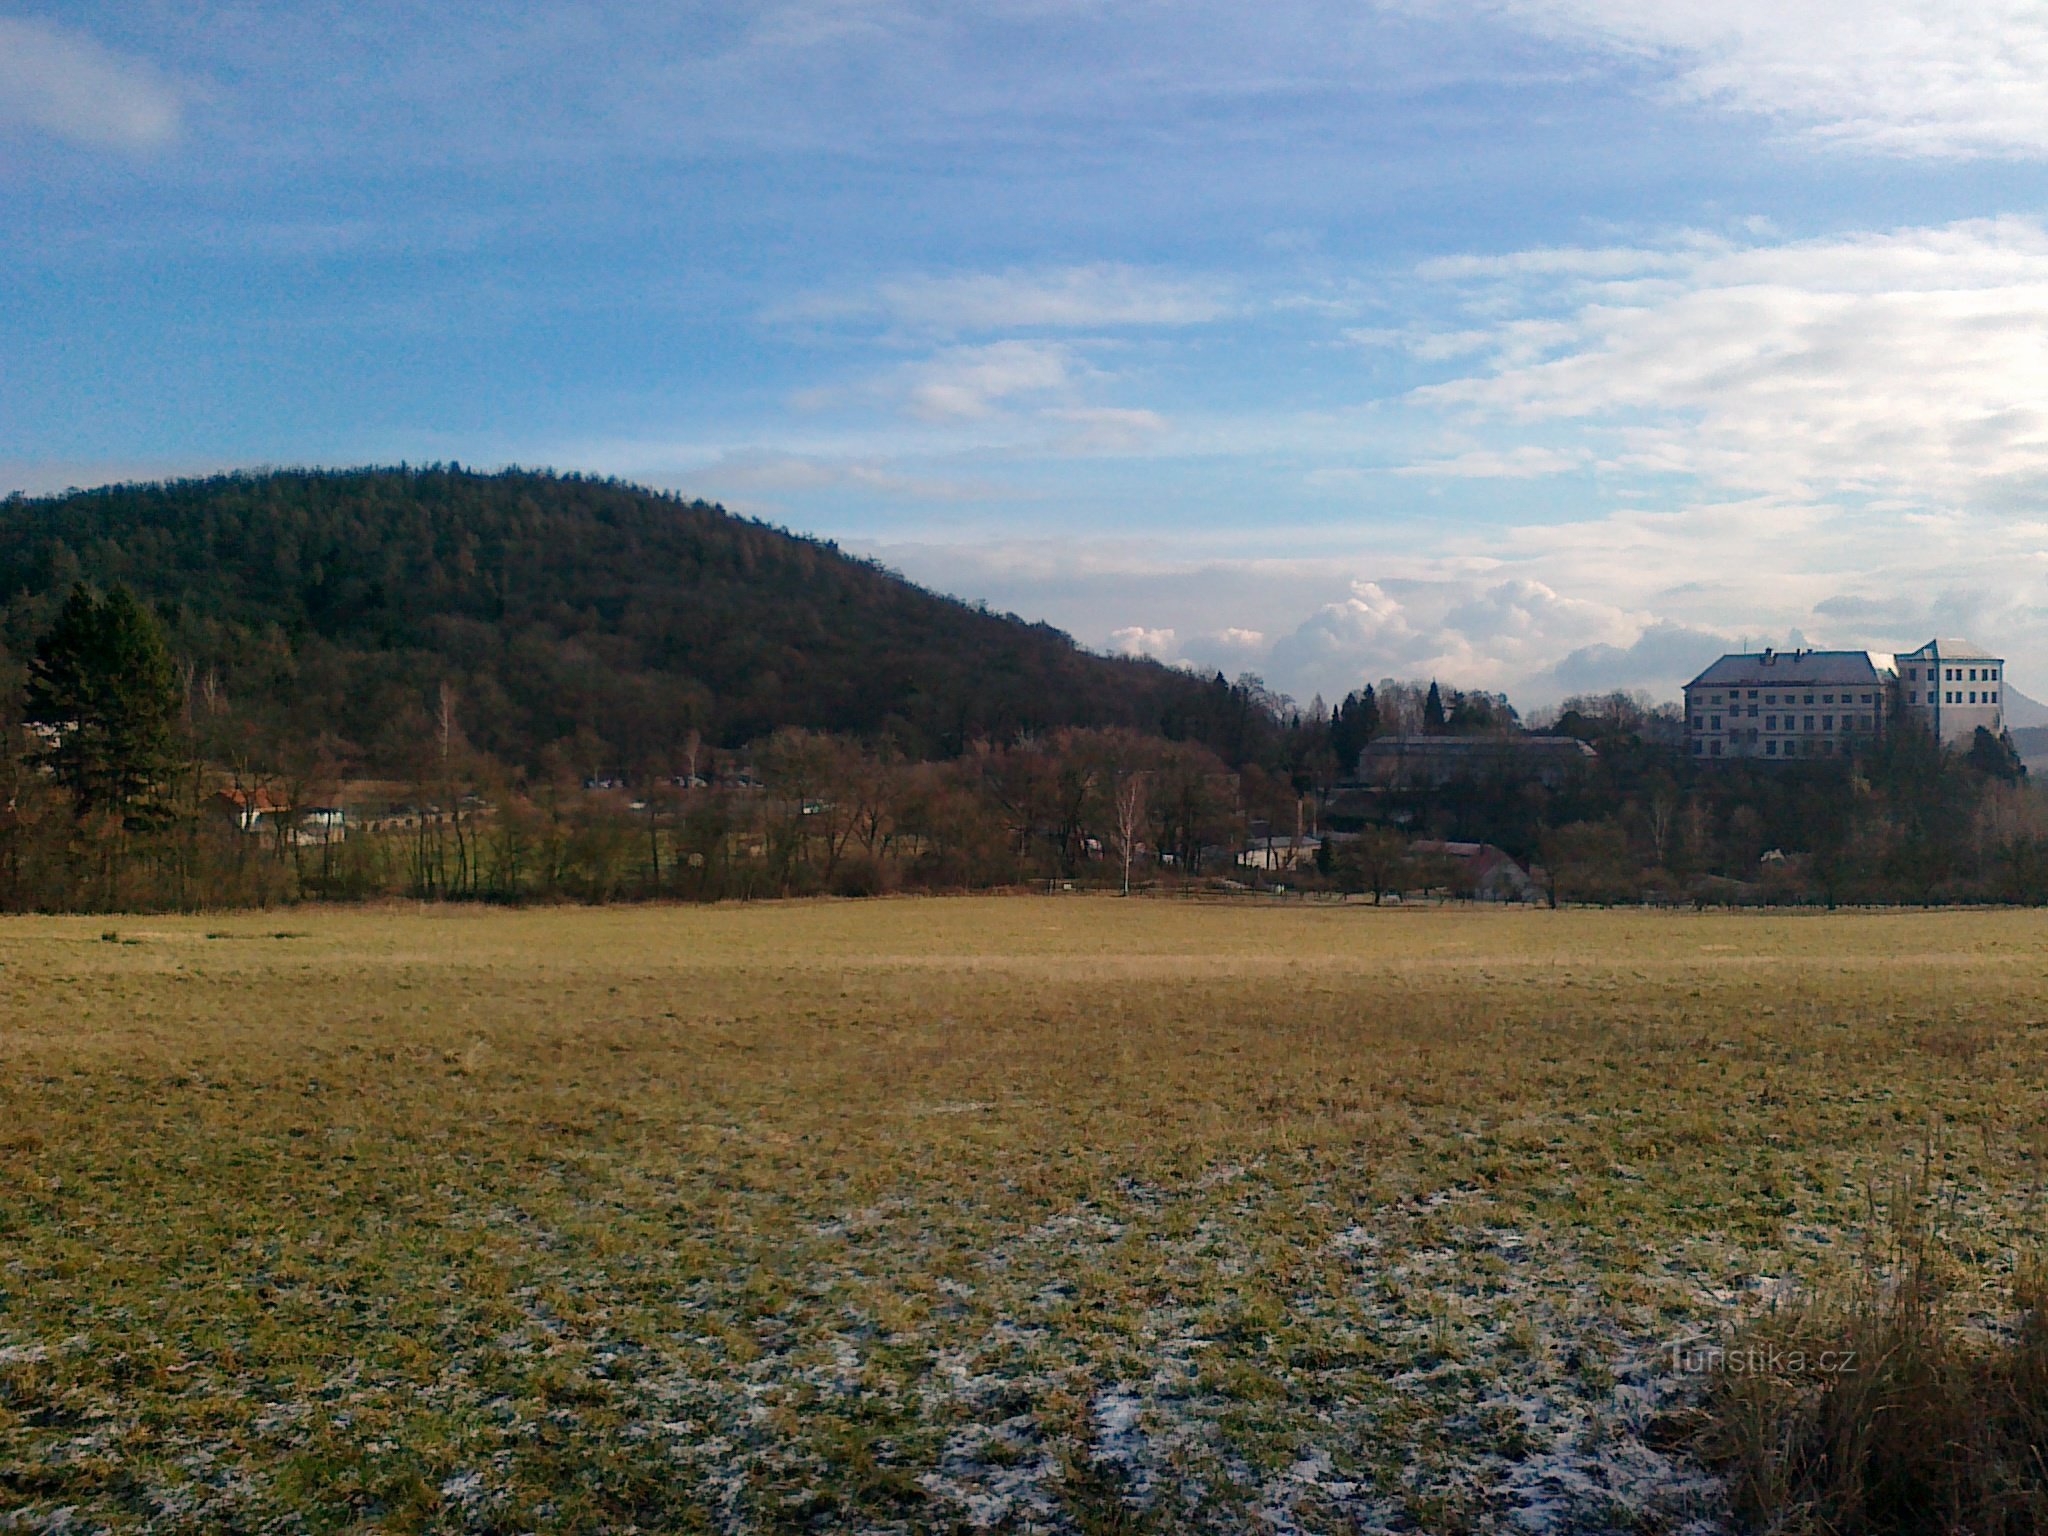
[
  {"left": 1684, "top": 639, "right": 2005, "bottom": 761},
  {"left": 1683, "top": 648, "right": 1887, "bottom": 761},
  {"left": 1890, "top": 640, "right": 2005, "bottom": 747}
]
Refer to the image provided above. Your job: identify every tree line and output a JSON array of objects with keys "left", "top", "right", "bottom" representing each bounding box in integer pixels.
[{"left": 2, "top": 479, "right": 2044, "bottom": 910}]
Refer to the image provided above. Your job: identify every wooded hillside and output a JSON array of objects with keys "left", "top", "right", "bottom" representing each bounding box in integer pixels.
[{"left": 0, "top": 468, "right": 1236, "bottom": 770}]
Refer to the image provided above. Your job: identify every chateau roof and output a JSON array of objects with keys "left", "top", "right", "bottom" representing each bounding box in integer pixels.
[
  {"left": 1685, "top": 649, "right": 1883, "bottom": 690},
  {"left": 1361, "top": 733, "right": 1596, "bottom": 758},
  {"left": 1898, "top": 637, "right": 1999, "bottom": 661}
]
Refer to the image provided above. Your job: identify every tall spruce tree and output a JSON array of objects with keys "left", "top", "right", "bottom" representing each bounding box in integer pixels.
[
  {"left": 24, "top": 584, "right": 181, "bottom": 823},
  {"left": 1422, "top": 680, "right": 1446, "bottom": 733}
]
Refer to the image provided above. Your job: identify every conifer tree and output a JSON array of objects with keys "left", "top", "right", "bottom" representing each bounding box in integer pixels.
[
  {"left": 24, "top": 584, "right": 182, "bottom": 823},
  {"left": 1422, "top": 679, "right": 1445, "bottom": 733}
]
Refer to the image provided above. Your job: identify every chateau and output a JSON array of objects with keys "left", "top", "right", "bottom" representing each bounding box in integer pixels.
[{"left": 1684, "top": 640, "right": 2005, "bottom": 761}]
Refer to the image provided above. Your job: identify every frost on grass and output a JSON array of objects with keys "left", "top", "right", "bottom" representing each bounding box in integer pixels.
[{"left": 5, "top": 902, "right": 2048, "bottom": 1532}]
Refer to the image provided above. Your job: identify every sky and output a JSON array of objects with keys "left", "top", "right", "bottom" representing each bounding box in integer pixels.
[{"left": 5, "top": 2, "right": 2048, "bottom": 710}]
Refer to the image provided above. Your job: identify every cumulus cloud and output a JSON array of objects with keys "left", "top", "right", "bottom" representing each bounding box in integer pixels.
[
  {"left": 1534, "top": 619, "right": 1741, "bottom": 696},
  {"left": 0, "top": 18, "right": 183, "bottom": 151},
  {"left": 1108, "top": 625, "right": 1179, "bottom": 660},
  {"left": 1265, "top": 581, "right": 1432, "bottom": 693},
  {"left": 1413, "top": 217, "right": 2048, "bottom": 504},
  {"left": 1480, "top": 0, "right": 2048, "bottom": 158}
]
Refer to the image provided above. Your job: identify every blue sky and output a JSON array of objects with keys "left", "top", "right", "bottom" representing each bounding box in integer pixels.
[{"left": 7, "top": 2, "right": 2048, "bottom": 708}]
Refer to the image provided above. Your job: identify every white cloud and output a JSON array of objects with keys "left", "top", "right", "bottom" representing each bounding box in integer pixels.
[
  {"left": 0, "top": 18, "right": 183, "bottom": 151},
  {"left": 774, "top": 264, "right": 1232, "bottom": 334},
  {"left": 795, "top": 339, "right": 1082, "bottom": 421},
  {"left": 1109, "top": 625, "right": 1178, "bottom": 660},
  {"left": 1397, "top": 445, "right": 1589, "bottom": 478},
  {"left": 1482, "top": 0, "right": 2048, "bottom": 158},
  {"left": 1413, "top": 217, "right": 2048, "bottom": 503},
  {"left": 1416, "top": 244, "right": 1702, "bottom": 281},
  {"left": 693, "top": 452, "right": 997, "bottom": 502},
  {"left": 904, "top": 341, "right": 1077, "bottom": 421},
  {"left": 1046, "top": 407, "right": 1171, "bottom": 455}
]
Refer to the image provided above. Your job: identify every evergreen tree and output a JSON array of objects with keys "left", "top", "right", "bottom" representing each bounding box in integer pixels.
[
  {"left": 1329, "top": 685, "right": 1383, "bottom": 773},
  {"left": 1422, "top": 680, "right": 1446, "bottom": 733},
  {"left": 24, "top": 584, "right": 182, "bottom": 823}
]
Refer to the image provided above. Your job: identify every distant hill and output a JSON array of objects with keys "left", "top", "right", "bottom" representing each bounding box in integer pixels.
[
  {"left": 2003, "top": 684, "right": 2048, "bottom": 730},
  {"left": 0, "top": 467, "right": 1235, "bottom": 770}
]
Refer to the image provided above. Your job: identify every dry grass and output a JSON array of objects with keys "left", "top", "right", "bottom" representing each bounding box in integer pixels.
[
  {"left": 1696, "top": 1146, "right": 2048, "bottom": 1536},
  {"left": 2, "top": 898, "right": 2047, "bottom": 1533}
]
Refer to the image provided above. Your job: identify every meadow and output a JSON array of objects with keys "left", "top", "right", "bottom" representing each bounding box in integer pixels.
[{"left": 2, "top": 898, "right": 2046, "bottom": 1533}]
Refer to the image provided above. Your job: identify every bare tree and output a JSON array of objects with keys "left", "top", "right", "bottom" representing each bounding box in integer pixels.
[{"left": 1112, "top": 770, "right": 1147, "bottom": 896}]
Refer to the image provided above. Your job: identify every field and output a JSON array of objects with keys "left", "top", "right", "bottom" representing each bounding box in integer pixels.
[{"left": 3, "top": 899, "right": 2047, "bottom": 1534}]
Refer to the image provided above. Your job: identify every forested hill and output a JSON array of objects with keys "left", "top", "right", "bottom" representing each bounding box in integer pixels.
[{"left": 0, "top": 467, "right": 1235, "bottom": 770}]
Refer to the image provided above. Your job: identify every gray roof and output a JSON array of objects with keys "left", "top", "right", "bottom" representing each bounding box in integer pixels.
[
  {"left": 1362, "top": 734, "right": 1596, "bottom": 758},
  {"left": 1897, "top": 637, "right": 2000, "bottom": 661},
  {"left": 1685, "top": 649, "right": 1882, "bottom": 690}
]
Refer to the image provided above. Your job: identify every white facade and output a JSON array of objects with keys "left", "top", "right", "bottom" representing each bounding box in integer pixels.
[
  {"left": 1891, "top": 640, "right": 2004, "bottom": 747},
  {"left": 1682, "top": 648, "right": 1886, "bottom": 762},
  {"left": 1684, "top": 638, "right": 2006, "bottom": 761}
]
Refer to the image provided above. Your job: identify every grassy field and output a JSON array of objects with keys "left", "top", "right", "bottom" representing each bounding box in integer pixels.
[{"left": 3, "top": 898, "right": 2046, "bottom": 1534}]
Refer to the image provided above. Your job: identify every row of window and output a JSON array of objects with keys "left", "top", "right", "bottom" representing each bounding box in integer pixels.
[
  {"left": 1698, "top": 690, "right": 1877, "bottom": 705},
  {"left": 1904, "top": 665, "right": 1998, "bottom": 683},
  {"left": 1907, "top": 689, "right": 1999, "bottom": 706},
  {"left": 1696, "top": 714, "right": 1872, "bottom": 733},
  {"left": 1692, "top": 738, "right": 1845, "bottom": 758}
]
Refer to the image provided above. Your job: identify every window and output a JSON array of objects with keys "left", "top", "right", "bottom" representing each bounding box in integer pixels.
[
  {"left": 1692, "top": 740, "right": 1703, "bottom": 755},
  {"left": 1766, "top": 740, "right": 1778, "bottom": 755},
  {"left": 1765, "top": 715, "right": 1777, "bottom": 730},
  {"left": 1991, "top": 690, "right": 1999, "bottom": 703},
  {"left": 1823, "top": 694, "right": 1835, "bottom": 704},
  {"left": 1747, "top": 690, "right": 1758, "bottom": 699},
  {"left": 1907, "top": 667, "right": 1918, "bottom": 680},
  {"left": 1822, "top": 715, "right": 1833, "bottom": 730},
  {"left": 1747, "top": 705, "right": 1758, "bottom": 717},
  {"left": 1908, "top": 691, "right": 1917, "bottom": 703},
  {"left": 1711, "top": 740, "right": 1722, "bottom": 757},
  {"left": 1711, "top": 692, "right": 1722, "bottom": 704},
  {"left": 1690, "top": 716, "right": 1702, "bottom": 730},
  {"left": 1822, "top": 740, "right": 1834, "bottom": 755},
  {"left": 1711, "top": 714, "right": 1722, "bottom": 730},
  {"left": 1805, "top": 694, "right": 1815, "bottom": 705},
  {"left": 1804, "top": 715, "right": 1815, "bottom": 730}
]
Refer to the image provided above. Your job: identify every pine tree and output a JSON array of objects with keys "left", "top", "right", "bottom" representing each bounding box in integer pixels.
[
  {"left": 24, "top": 584, "right": 182, "bottom": 823},
  {"left": 1423, "top": 680, "right": 1445, "bottom": 733}
]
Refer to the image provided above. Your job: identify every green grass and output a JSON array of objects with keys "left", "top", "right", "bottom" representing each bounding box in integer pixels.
[{"left": 2, "top": 899, "right": 2046, "bottom": 1532}]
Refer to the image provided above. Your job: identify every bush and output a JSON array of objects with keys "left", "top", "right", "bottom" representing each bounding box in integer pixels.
[{"left": 830, "top": 856, "right": 892, "bottom": 898}]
